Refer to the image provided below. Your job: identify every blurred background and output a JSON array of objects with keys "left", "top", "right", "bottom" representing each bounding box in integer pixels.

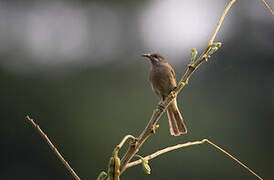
[{"left": 1, "top": 0, "right": 273, "bottom": 179}]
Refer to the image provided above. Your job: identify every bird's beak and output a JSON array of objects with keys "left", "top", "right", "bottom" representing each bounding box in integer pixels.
[{"left": 142, "top": 53, "right": 151, "bottom": 58}]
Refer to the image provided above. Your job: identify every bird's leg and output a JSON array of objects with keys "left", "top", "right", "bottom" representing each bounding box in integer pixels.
[
  {"left": 170, "top": 86, "right": 177, "bottom": 93},
  {"left": 157, "top": 101, "right": 165, "bottom": 111},
  {"left": 171, "top": 86, "right": 177, "bottom": 92}
]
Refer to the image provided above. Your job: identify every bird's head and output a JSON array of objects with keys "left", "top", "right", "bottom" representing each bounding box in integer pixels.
[{"left": 142, "top": 53, "right": 167, "bottom": 65}]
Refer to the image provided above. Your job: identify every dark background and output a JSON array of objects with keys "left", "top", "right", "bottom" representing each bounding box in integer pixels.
[{"left": 1, "top": 0, "right": 273, "bottom": 179}]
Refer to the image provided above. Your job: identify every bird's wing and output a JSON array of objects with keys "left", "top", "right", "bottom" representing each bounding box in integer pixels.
[
  {"left": 170, "top": 66, "right": 176, "bottom": 79},
  {"left": 167, "top": 64, "right": 177, "bottom": 87}
]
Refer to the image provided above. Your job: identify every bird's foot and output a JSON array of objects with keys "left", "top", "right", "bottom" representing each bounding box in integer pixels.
[
  {"left": 169, "top": 90, "right": 176, "bottom": 99},
  {"left": 157, "top": 102, "right": 165, "bottom": 111},
  {"left": 151, "top": 124, "right": 160, "bottom": 134},
  {"left": 171, "top": 86, "right": 177, "bottom": 92},
  {"left": 169, "top": 86, "right": 177, "bottom": 97}
]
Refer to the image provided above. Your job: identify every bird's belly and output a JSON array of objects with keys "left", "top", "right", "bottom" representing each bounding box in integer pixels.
[{"left": 150, "top": 67, "right": 175, "bottom": 99}]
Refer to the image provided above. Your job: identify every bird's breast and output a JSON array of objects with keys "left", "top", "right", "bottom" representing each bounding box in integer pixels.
[{"left": 149, "top": 64, "right": 177, "bottom": 99}]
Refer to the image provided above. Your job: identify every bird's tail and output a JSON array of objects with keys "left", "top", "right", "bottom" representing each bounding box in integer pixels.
[{"left": 167, "top": 99, "right": 187, "bottom": 136}]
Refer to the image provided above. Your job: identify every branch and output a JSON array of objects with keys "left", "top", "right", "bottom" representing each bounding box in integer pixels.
[
  {"left": 108, "top": 135, "right": 136, "bottom": 180},
  {"left": 208, "top": 0, "right": 236, "bottom": 46},
  {"left": 205, "top": 139, "right": 263, "bottom": 180},
  {"left": 119, "top": 0, "right": 237, "bottom": 175},
  {"left": 126, "top": 139, "right": 263, "bottom": 180},
  {"left": 261, "top": 0, "right": 274, "bottom": 15},
  {"left": 127, "top": 140, "right": 205, "bottom": 168},
  {"left": 25, "top": 116, "right": 81, "bottom": 180},
  {"left": 116, "top": 135, "right": 136, "bottom": 151}
]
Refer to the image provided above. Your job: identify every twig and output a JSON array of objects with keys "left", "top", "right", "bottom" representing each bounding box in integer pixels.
[
  {"left": 208, "top": 0, "right": 236, "bottom": 46},
  {"left": 261, "top": 0, "right": 274, "bottom": 15},
  {"left": 127, "top": 140, "right": 205, "bottom": 168},
  {"left": 119, "top": 0, "right": 237, "bottom": 175},
  {"left": 25, "top": 116, "right": 81, "bottom": 180},
  {"left": 126, "top": 139, "right": 263, "bottom": 180},
  {"left": 116, "top": 135, "right": 136, "bottom": 150},
  {"left": 109, "top": 135, "right": 135, "bottom": 180},
  {"left": 205, "top": 139, "right": 263, "bottom": 180}
]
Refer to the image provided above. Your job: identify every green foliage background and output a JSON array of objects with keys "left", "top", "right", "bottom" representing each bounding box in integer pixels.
[{"left": 0, "top": 0, "right": 273, "bottom": 179}]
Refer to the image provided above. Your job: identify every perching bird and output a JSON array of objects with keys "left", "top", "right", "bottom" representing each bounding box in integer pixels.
[{"left": 142, "top": 53, "right": 187, "bottom": 136}]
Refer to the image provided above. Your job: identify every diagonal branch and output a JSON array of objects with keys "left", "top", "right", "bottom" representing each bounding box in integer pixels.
[
  {"left": 208, "top": 0, "right": 236, "bottom": 46},
  {"left": 205, "top": 139, "right": 263, "bottom": 180},
  {"left": 119, "top": 0, "right": 237, "bottom": 175},
  {"left": 261, "top": 0, "right": 274, "bottom": 15},
  {"left": 25, "top": 116, "right": 81, "bottom": 180}
]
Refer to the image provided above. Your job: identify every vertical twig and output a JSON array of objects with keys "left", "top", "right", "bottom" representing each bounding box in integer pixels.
[{"left": 25, "top": 116, "right": 81, "bottom": 180}]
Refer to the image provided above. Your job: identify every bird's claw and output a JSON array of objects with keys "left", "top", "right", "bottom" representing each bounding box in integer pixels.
[
  {"left": 157, "top": 102, "right": 165, "bottom": 111},
  {"left": 170, "top": 91, "right": 176, "bottom": 99},
  {"left": 171, "top": 86, "right": 177, "bottom": 92}
]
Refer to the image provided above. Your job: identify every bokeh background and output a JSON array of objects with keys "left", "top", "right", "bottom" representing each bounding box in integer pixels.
[{"left": 1, "top": 0, "right": 273, "bottom": 179}]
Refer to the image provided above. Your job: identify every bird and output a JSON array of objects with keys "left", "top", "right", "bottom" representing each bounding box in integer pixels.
[{"left": 142, "top": 53, "right": 187, "bottom": 136}]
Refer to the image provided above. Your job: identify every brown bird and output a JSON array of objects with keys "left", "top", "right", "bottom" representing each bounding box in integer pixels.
[{"left": 143, "top": 53, "right": 187, "bottom": 136}]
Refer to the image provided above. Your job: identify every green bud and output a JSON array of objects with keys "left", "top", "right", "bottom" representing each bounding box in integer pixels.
[
  {"left": 190, "top": 48, "right": 198, "bottom": 63},
  {"left": 191, "top": 48, "right": 198, "bottom": 56},
  {"left": 213, "top": 42, "right": 222, "bottom": 48},
  {"left": 208, "top": 47, "right": 219, "bottom": 55},
  {"left": 142, "top": 160, "right": 151, "bottom": 175},
  {"left": 114, "top": 156, "right": 121, "bottom": 176},
  {"left": 108, "top": 157, "right": 115, "bottom": 180},
  {"left": 135, "top": 154, "right": 151, "bottom": 175}
]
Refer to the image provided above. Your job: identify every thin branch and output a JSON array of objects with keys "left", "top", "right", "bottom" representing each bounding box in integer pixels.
[
  {"left": 116, "top": 135, "right": 136, "bottom": 150},
  {"left": 261, "top": 0, "right": 274, "bottom": 15},
  {"left": 126, "top": 139, "right": 263, "bottom": 180},
  {"left": 205, "top": 139, "right": 263, "bottom": 180},
  {"left": 126, "top": 140, "right": 206, "bottom": 168},
  {"left": 208, "top": 0, "right": 236, "bottom": 46},
  {"left": 25, "top": 116, "right": 81, "bottom": 180},
  {"left": 119, "top": 0, "right": 237, "bottom": 175}
]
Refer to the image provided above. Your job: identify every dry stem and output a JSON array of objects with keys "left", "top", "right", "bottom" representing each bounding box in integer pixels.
[
  {"left": 208, "top": 0, "right": 236, "bottom": 46},
  {"left": 116, "top": 135, "right": 136, "bottom": 150},
  {"left": 126, "top": 139, "right": 263, "bottom": 180},
  {"left": 25, "top": 116, "right": 81, "bottom": 180},
  {"left": 119, "top": 0, "right": 237, "bottom": 175},
  {"left": 261, "top": 0, "right": 274, "bottom": 15},
  {"left": 127, "top": 140, "right": 205, "bottom": 168},
  {"left": 205, "top": 140, "right": 263, "bottom": 180}
]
